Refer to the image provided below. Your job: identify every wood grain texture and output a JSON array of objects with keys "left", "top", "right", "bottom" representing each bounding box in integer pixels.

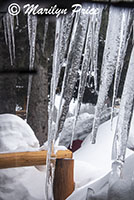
[{"left": 0, "top": 150, "right": 72, "bottom": 169}]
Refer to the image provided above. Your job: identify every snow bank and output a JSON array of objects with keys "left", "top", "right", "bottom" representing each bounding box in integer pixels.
[
  {"left": 67, "top": 153, "right": 134, "bottom": 200},
  {"left": 67, "top": 113, "right": 134, "bottom": 199},
  {"left": 59, "top": 107, "right": 116, "bottom": 147},
  {"left": 0, "top": 114, "right": 39, "bottom": 152},
  {"left": 0, "top": 114, "right": 45, "bottom": 200},
  {"left": 74, "top": 116, "right": 134, "bottom": 175}
]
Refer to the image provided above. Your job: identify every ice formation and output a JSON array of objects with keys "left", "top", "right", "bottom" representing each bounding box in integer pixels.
[
  {"left": 91, "top": 6, "right": 132, "bottom": 144},
  {"left": 3, "top": 13, "right": 15, "bottom": 66},
  {"left": 26, "top": 15, "right": 37, "bottom": 120}
]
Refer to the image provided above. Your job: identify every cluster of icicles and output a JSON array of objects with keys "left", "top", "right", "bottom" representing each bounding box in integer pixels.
[{"left": 3, "top": 4, "right": 134, "bottom": 200}]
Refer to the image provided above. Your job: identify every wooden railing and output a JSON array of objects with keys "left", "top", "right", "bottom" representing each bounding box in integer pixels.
[{"left": 0, "top": 150, "right": 74, "bottom": 200}]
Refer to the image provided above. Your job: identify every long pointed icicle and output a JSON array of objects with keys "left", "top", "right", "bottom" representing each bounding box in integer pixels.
[
  {"left": 109, "top": 45, "right": 134, "bottom": 185},
  {"left": 70, "top": 5, "right": 103, "bottom": 147},
  {"left": 111, "top": 9, "right": 132, "bottom": 126},
  {"left": 45, "top": 18, "right": 63, "bottom": 200},
  {"left": 9, "top": 15, "right": 15, "bottom": 60},
  {"left": 92, "top": 7, "right": 103, "bottom": 91},
  {"left": 45, "top": 15, "right": 74, "bottom": 200},
  {"left": 28, "top": 15, "right": 37, "bottom": 70},
  {"left": 57, "top": 13, "right": 89, "bottom": 139},
  {"left": 70, "top": 17, "right": 91, "bottom": 147},
  {"left": 4, "top": 13, "right": 15, "bottom": 66},
  {"left": 26, "top": 15, "right": 37, "bottom": 121},
  {"left": 91, "top": 6, "right": 132, "bottom": 144},
  {"left": 53, "top": 13, "right": 80, "bottom": 142}
]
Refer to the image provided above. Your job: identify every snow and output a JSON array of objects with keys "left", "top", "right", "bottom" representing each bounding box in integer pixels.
[
  {"left": 74, "top": 115, "right": 133, "bottom": 176},
  {"left": 67, "top": 153, "right": 134, "bottom": 200},
  {"left": 0, "top": 114, "right": 45, "bottom": 200}
]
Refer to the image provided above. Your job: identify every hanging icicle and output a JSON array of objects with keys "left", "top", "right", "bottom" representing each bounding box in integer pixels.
[
  {"left": 56, "top": 12, "right": 89, "bottom": 140},
  {"left": 109, "top": 45, "right": 134, "bottom": 187},
  {"left": 70, "top": 18, "right": 91, "bottom": 147},
  {"left": 92, "top": 6, "right": 103, "bottom": 92},
  {"left": 111, "top": 9, "right": 132, "bottom": 126},
  {"left": 91, "top": 6, "right": 132, "bottom": 144},
  {"left": 53, "top": 13, "right": 80, "bottom": 143},
  {"left": 45, "top": 17, "right": 64, "bottom": 200},
  {"left": 3, "top": 13, "right": 16, "bottom": 66},
  {"left": 27, "top": 15, "right": 37, "bottom": 70},
  {"left": 70, "top": 5, "right": 104, "bottom": 147},
  {"left": 26, "top": 15, "right": 37, "bottom": 121}
]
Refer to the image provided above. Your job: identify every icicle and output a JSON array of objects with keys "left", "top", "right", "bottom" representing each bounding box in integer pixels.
[
  {"left": 42, "top": 18, "right": 49, "bottom": 52},
  {"left": 26, "top": 15, "right": 37, "bottom": 121},
  {"left": 56, "top": 13, "right": 89, "bottom": 138},
  {"left": 25, "top": 75, "right": 32, "bottom": 121},
  {"left": 45, "top": 17, "right": 64, "bottom": 200},
  {"left": 9, "top": 15, "right": 15, "bottom": 60},
  {"left": 70, "top": 5, "right": 103, "bottom": 147},
  {"left": 53, "top": 13, "right": 80, "bottom": 143},
  {"left": 92, "top": 7, "right": 103, "bottom": 91},
  {"left": 5, "top": 14, "right": 13, "bottom": 66},
  {"left": 3, "top": 13, "right": 16, "bottom": 66},
  {"left": 27, "top": 15, "right": 37, "bottom": 70},
  {"left": 3, "top": 17, "right": 8, "bottom": 45},
  {"left": 58, "top": 14, "right": 74, "bottom": 67},
  {"left": 70, "top": 16, "right": 92, "bottom": 147},
  {"left": 91, "top": 6, "right": 132, "bottom": 144},
  {"left": 109, "top": 45, "right": 134, "bottom": 184},
  {"left": 111, "top": 9, "right": 132, "bottom": 127}
]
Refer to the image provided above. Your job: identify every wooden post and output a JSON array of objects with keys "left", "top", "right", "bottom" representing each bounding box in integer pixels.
[{"left": 54, "top": 159, "right": 74, "bottom": 200}]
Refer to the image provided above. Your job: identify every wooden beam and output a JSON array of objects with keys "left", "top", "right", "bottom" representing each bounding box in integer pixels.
[{"left": 0, "top": 150, "right": 72, "bottom": 169}]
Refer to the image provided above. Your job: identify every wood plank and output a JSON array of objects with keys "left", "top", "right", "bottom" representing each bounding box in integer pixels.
[{"left": 0, "top": 150, "right": 72, "bottom": 169}]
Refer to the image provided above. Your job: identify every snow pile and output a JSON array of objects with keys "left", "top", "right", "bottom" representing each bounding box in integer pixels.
[
  {"left": 0, "top": 114, "right": 39, "bottom": 153},
  {"left": 67, "top": 113, "right": 134, "bottom": 199},
  {"left": 59, "top": 107, "right": 117, "bottom": 147},
  {"left": 74, "top": 116, "right": 134, "bottom": 179},
  {"left": 67, "top": 153, "right": 134, "bottom": 200},
  {"left": 0, "top": 114, "right": 45, "bottom": 200}
]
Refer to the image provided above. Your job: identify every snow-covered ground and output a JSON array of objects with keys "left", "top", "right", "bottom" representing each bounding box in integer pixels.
[{"left": 0, "top": 113, "right": 134, "bottom": 200}]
